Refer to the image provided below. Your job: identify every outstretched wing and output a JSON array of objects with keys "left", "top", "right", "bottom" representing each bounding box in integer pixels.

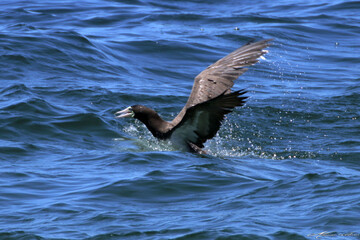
[
  {"left": 170, "top": 90, "right": 247, "bottom": 151},
  {"left": 171, "top": 39, "right": 271, "bottom": 126}
]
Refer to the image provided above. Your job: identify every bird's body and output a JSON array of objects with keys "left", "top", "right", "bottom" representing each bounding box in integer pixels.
[{"left": 115, "top": 39, "right": 272, "bottom": 153}]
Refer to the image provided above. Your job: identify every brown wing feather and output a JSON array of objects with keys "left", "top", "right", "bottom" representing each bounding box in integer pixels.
[
  {"left": 170, "top": 90, "right": 247, "bottom": 150},
  {"left": 171, "top": 39, "right": 272, "bottom": 126}
]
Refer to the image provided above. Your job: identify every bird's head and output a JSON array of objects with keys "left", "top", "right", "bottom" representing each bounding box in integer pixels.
[
  {"left": 115, "top": 105, "right": 158, "bottom": 122},
  {"left": 115, "top": 106, "right": 135, "bottom": 118},
  {"left": 115, "top": 105, "right": 170, "bottom": 139}
]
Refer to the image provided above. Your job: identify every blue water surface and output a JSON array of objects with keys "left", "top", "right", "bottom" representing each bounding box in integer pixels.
[{"left": 0, "top": 0, "right": 359, "bottom": 239}]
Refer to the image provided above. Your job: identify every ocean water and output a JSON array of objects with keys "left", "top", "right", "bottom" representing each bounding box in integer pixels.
[{"left": 0, "top": 0, "right": 359, "bottom": 239}]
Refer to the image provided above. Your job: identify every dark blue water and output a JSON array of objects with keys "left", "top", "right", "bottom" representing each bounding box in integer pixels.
[{"left": 1, "top": 0, "right": 359, "bottom": 239}]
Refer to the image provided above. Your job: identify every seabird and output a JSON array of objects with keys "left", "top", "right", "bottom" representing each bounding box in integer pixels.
[{"left": 115, "top": 39, "right": 272, "bottom": 153}]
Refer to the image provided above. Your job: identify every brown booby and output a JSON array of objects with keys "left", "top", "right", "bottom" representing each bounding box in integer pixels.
[{"left": 115, "top": 39, "right": 272, "bottom": 153}]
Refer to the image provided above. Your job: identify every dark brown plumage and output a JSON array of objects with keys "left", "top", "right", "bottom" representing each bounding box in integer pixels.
[{"left": 115, "top": 39, "right": 272, "bottom": 153}]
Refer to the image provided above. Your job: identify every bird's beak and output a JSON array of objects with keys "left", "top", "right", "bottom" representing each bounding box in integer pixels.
[{"left": 115, "top": 107, "right": 134, "bottom": 118}]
